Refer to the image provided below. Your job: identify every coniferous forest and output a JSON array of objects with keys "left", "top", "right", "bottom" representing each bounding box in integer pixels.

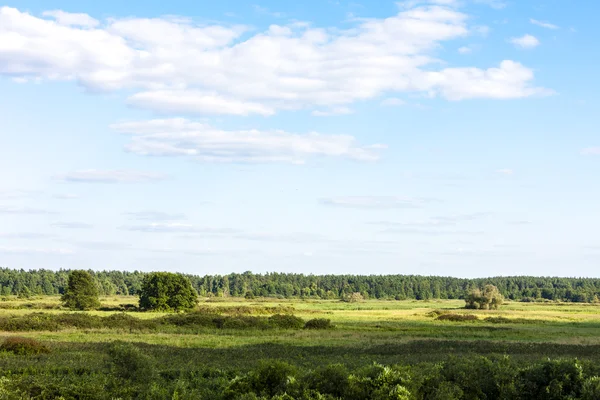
[{"left": 1, "top": 267, "right": 599, "bottom": 303}]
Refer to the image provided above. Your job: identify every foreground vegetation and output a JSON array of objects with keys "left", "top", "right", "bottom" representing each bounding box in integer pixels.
[
  {"left": 0, "top": 294, "right": 600, "bottom": 398},
  {"left": 3, "top": 267, "right": 600, "bottom": 302}
]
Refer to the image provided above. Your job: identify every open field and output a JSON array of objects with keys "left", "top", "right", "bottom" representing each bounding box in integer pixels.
[{"left": 1, "top": 296, "right": 600, "bottom": 398}]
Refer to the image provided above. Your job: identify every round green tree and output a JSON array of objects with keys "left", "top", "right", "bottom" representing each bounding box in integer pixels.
[
  {"left": 61, "top": 270, "right": 101, "bottom": 310},
  {"left": 138, "top": 272, "right": 198, "bottom": 312}
]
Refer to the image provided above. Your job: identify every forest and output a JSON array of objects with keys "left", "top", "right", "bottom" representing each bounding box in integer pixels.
[{"left": 0, "top": 267, "right": 599, "bottom": 303}]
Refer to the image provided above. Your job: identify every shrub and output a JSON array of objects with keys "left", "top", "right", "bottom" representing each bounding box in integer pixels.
[
  {"left": 107, "top": 341, "right": 155, "bottom": 382},
  {"left": 269, "top": 314, "right": 305, "bottom": 329},
  {"left": 465, "top": 285, "right": 504, "bottom": 310},
  {"left": 437, "top": 314, "right": 479, "bottom": 322},
  {"left": 304, "top": 318, "right": 333, "bottom": 330},
  {"left": 342, "top": 292, "right": 364, "bottom": 303},
  {"left": 0, "top": 337, "right": 50, "bottom": 355},
  {"left": 305, "top": 364, "right": 350, "bottom": 398},
  {"left": 61, "top": 270, "right": 101, "bottom": 310}
]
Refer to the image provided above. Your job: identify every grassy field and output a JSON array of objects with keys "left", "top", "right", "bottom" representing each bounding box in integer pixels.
[
  {"left": 2, "top": 296, "right": 600, "bottom": 359},
  {"left": 1, "top": 296, "right": 600, "bottom": 398}
]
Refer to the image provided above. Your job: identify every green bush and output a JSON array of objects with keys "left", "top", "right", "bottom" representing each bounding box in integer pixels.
[
  {"left": 304, "top": 319, "right": 333, "bottom": 330},
  {"left": 269, "top": 314, "right": 305, "bottom": 329},
  {"left": 437, "top": 314, "right": 478, "bottom": 322},
  {"left": 107, "top": 341, "right": 155, "bottom": 382},
  {"left": 0, "top": 337, "right": 50, "bottom": 355}
]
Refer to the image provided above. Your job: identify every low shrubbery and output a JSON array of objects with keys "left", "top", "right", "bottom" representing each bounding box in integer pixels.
[
  {"left": 0, "top": 337, "right": 50, "bottom": 355},
  {"left": 304, "top": 318, "right": 333, "bottom": 329},
  {"left": 0, "top": 311, "right": 311, "bottom": 333},
  {"left": 437, "top": 313, "right": 479, "bottom": 322}
]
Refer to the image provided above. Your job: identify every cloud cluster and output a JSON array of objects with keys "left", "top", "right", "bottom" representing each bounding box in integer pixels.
[
  {"left": 54, "top": 169, "right": 167, "bottom": 183},
  {"left": 0, "top": 205, "right": 56, "bottom": 214},
  {"left": 112, "top": 118, "right": 385, "bottom": 163},
  {"left": 0, "top": 4, "right": 550, "bottom": 116},
  {"left": 510, "top": 34, "right": 540, "bottom": 49}
]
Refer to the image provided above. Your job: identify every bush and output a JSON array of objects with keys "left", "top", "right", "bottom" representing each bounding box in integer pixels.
[
  {"left": 0, "top": 337, "right": 50, "bottom": 355},
  {"left": 304, "top": 318, "right": 333, "bottom": 330},
  {"left": 269, "top": 314, "right": 305, "bottom": 329},
  {"left": 107, "top": 341, "right": 155, "bottom": 382},
  {"left": 465, "top": 285, "right": 504, "bottom": 310},
  {"left": 437, "top": 314, "right": 479, "bottom": 322}
]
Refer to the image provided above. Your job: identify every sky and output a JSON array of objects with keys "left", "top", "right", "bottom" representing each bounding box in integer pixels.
[{"left": 0, "top": 0, "right": 598, "bottom": 277}]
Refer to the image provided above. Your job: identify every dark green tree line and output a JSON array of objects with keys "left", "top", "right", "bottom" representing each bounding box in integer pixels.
[{"left": 1, "top": 267, "right": 600, "bottom": 303}]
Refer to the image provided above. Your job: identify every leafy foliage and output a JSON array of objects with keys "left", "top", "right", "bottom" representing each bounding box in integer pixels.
[
  {"left": 0, "top": 337, "right": 50, "bottom": 355},
  {"left": 465, "top": 284, "right": 504, "bottom": 310},
  {"left": 304, "top": 318, "right": 333, "bottom": 330},
  {"left": 60, "top": 270, "right": 100, "bottom": 310},
  {"left": 138, "top": 272, "right": 198, "bottom": 312}
]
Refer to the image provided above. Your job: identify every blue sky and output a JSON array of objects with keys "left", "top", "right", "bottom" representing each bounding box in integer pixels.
[{"left": 0, "top": 0, "right": 598, "bottom": 277}]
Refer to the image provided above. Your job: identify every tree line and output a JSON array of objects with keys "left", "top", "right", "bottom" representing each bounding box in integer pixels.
[{"left": 1, "top": 267, "right": 600, "bottom": 303}]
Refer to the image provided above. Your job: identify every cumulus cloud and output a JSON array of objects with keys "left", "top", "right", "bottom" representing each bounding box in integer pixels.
[
  {"left": 54, "top": 169, "right": 167, "bottom": 183},
  {"left": 510, "top": 34, "right": 540, "bottom": 49},
  {"left": 41, "top": 10, "right": 99, "bottom": 27},
  {"left": 111, "top": 118, "right": 385, "bottom": 163},
  {"left": 0, "top": 5, "right": 550, "bottom": 115},
  {"left": 51, "top": 222, "right": 93, "bottom": 229},
  {"left": 320, "top": 196, "right": 436, "bottom": 209},
  {"left": 458, "top": 46, "right": 472, "bottom": 54},
  {"left": 311, "top": 107, "right": 354, "bottom": 116},
  {"left": 530, "top": 19, "right": 559, "bottom": 30}
]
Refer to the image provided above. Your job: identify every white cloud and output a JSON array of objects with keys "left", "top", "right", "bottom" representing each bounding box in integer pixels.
[
  {"left": 125, "top": 211, "right": 187, "bottom": 221},
  {"left": 0, "top": 205, "right": 57, "bottom": 214},
  {"left": 0, "top": 233, "right": 54, "bottom": 239},
  {"left": 496, "top": 168, "right": 514, "bottom": 174},
  {"left": 0, "top": 246, "right": 74, "bottom": 255},
  {"left": 41, "top": 10, "right": 99, "bottom": 28},
  {"left": 371, "top": 212, "right": 490, "bottom": 227},
  {"left": 530, "top": 19, "right": 559, "bottom": 30},
  {"left": 234, "top": 232, "right": 325, "bottom": 242},
  {"left": 0, "top": 5, "right": 550, "bottom": 115},
  {"left": 510, "top": 34, "right": 540, "bottom": 49},
  {"left": 123, "top": 222, "right": 237, "bottom": 234},
  {"left": 581, "top": 147, "right": 600, "bottom": 155},
  {"left": 311, "top": 107, "right": 353, "bottom": 116},
  {"left": 51, "top": 222, "right": 93, "bottom": 229},
  {"left": 458, "top": 46, "right": 472, "bottom": 54},
  {"left": 55, "top": 169, "right": 167, "bottom": 183},
  {"left": 473, "top": 0, "right": 506, "bottom": 9},
  {"left": 380, "top": 97, "right": 406, "bottom": 106},
  {"left": 127, "top": 90, "right": 275, "bottom": 116},
  {"left": 424, "top": 60, "right": 552, "bottom": 100},
  {"left": 111, "top": 118, "right": 385, "bottom": 163},
  {"left": 53, "top": 193, "right": 79, "bottom": 199},
  {"left": 320, "top": 196, "right": 436, "bottom": 209}
]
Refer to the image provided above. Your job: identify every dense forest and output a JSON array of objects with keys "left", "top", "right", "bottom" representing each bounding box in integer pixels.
[{"left": 1, "top": 268, "right": 599, "bottom": 303}]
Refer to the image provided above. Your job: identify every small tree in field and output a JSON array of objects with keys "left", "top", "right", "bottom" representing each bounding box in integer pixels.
[
  {"left": 138, "top": 272, "right": 198, "bottom": 312},
  {"left": 61, "top": 270, "right": 100, "bottom": 310},
  {"left": 465, "top": 284, "right": 504, "bottom": 310}
]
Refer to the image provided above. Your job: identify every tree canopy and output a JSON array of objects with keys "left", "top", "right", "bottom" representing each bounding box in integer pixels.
[
  {"left": 61, "top": 270, "right": 100, "bottom": 310},
  {"left": 1, "top": 267, "right": 600, "bottom": 303},
  {"left": 138, "top": 272, "right": 198, "bottom": 312}
]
